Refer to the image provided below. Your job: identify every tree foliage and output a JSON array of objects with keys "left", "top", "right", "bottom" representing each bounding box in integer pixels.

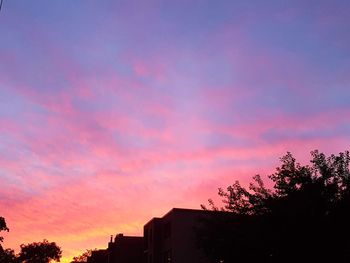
[
  {"left": 199, "top": 150, "right": 350, "bottom": 262},
  {"left": 0, "top": 248, "right": 18, "bottom": 263},
  {"left": 0, "top": 217, "right": 10, "bottom": 261},
  {"left": 70, "top": 250, "right": 93, "bottom": 263},
  {"left": 70, "top": 249, "right": 106, "bottom": 263},
  {"left": 18, "top": 240, "right": 62, "bottom": 263},
  {"left": 0, "top": 217, "right": 9, "bottom": 245},
  {"left": 0, "top": 217, "right": 62, "bottom": 263}
]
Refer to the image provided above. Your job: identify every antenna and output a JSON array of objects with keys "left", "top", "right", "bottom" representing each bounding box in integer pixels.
[{"left": 0, "top": 0, "right": 3, "bottom": 12}]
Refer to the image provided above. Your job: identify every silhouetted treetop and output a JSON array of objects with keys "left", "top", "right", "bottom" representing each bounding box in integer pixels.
[
  {"left": 199, "top": 150, "right": 350, "bottom": 263},
  {"left": 70, "top": 249, "right": 93, "bottom": 263},
  {"left": 0, "top": 217, "right": 62, "bottom": 263},
  {"left": 19, "top": 239, "right": 62, "bottom": 263},
  {"left": 0, "top": 217, "right": 9, "bottom": 245},
  {"left": 203, "top": 150, "right": 350, "bottom": 215},
  {"left": 271, "top": 150, "right": 350, "bottom": 198},
  {"left": 0, "top": 248, "right": 17, "bottom": 263}
]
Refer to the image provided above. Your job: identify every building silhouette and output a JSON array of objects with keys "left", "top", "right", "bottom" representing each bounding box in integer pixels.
[
  {"left": 108, "top": 234, "right": 143, "bottom": 263},
  {"left": 87, "top": 249, "right": 108, "bottom": 263},
  {"left": 144, "top": 208, "right": 212, "bottom": 263},
  {"left": 87, "top": 208, "right": 226, "bottom": 263}
]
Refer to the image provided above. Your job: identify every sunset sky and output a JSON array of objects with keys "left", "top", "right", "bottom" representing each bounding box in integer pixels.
[{"left": 1, "top": 1, "right": 350, "bottom": 262}]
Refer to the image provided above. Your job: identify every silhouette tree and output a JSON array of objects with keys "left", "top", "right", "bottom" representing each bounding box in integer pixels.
[
  {"left": 0, "top": 217, "right": 62, "bottom": 263},
  {"left": 70, "top": 249, "right": 93, "bottom": 263},
  {"left": 70, "top": 249, "right": 107, "bottom": 263},
  {"left": 0, "top": 248, "right": 18, "bottom": 263},
  {"left": 0, "top": 217, "right": 9, "bottom": 246},
  {"left": 19, "top": 240, "right": 62, "bottom": 263},
  {"left": 199, "top": 150, "right": 350, "bottom": 262},
  {"left": 0, "top": 217, "right": 17, "bottom": 263}
]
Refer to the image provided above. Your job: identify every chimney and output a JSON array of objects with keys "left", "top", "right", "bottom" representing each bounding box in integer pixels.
[{"left": 108, "top": 235, "right": 114, "bottom": 250}]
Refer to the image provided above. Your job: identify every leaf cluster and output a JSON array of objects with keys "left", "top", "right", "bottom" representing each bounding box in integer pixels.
[
  {"left": 199, "top": 150, "right": 350, "bottom": 262},
  {"left": 0, "top": 217, "right": 9, "bottom": 245},
  {"left": 70, "top": 250, "right": 93, "bottom": 263},
  {"left": 0, "top": 218, "right": 62, "bottom": 263},
  {"left": 19, "top": 240, "right": 62, "bottom": 263}
]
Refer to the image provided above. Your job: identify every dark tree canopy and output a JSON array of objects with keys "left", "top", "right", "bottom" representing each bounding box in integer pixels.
[
  {"left": 0, "top": 248, "right": 18, "bottom": 263},
  {"left": 0, "top": 217, "right": 17, "bottom": 263},
  {"left": 0, "top": 217, "right": 9, "bottom": 245},
  {"left": 70, "top": 249, "right": 107, "bottom": 263},
  {"left": 19, "top": 240, "right": 62, "bottom": 263},
  {"left": 0, "top": 217, "right": 62, "bottom": 263},
  {"left": 199, "top": 150, "right": 350, "bottom": 263},
  {"left": 70, "top": 250, "right": 92, "bottom": 263}
]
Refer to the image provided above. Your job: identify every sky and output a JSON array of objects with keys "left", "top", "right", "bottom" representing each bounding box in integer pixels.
[{"left": 0, "top": 0, "right": 350, "bottom": 262}]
